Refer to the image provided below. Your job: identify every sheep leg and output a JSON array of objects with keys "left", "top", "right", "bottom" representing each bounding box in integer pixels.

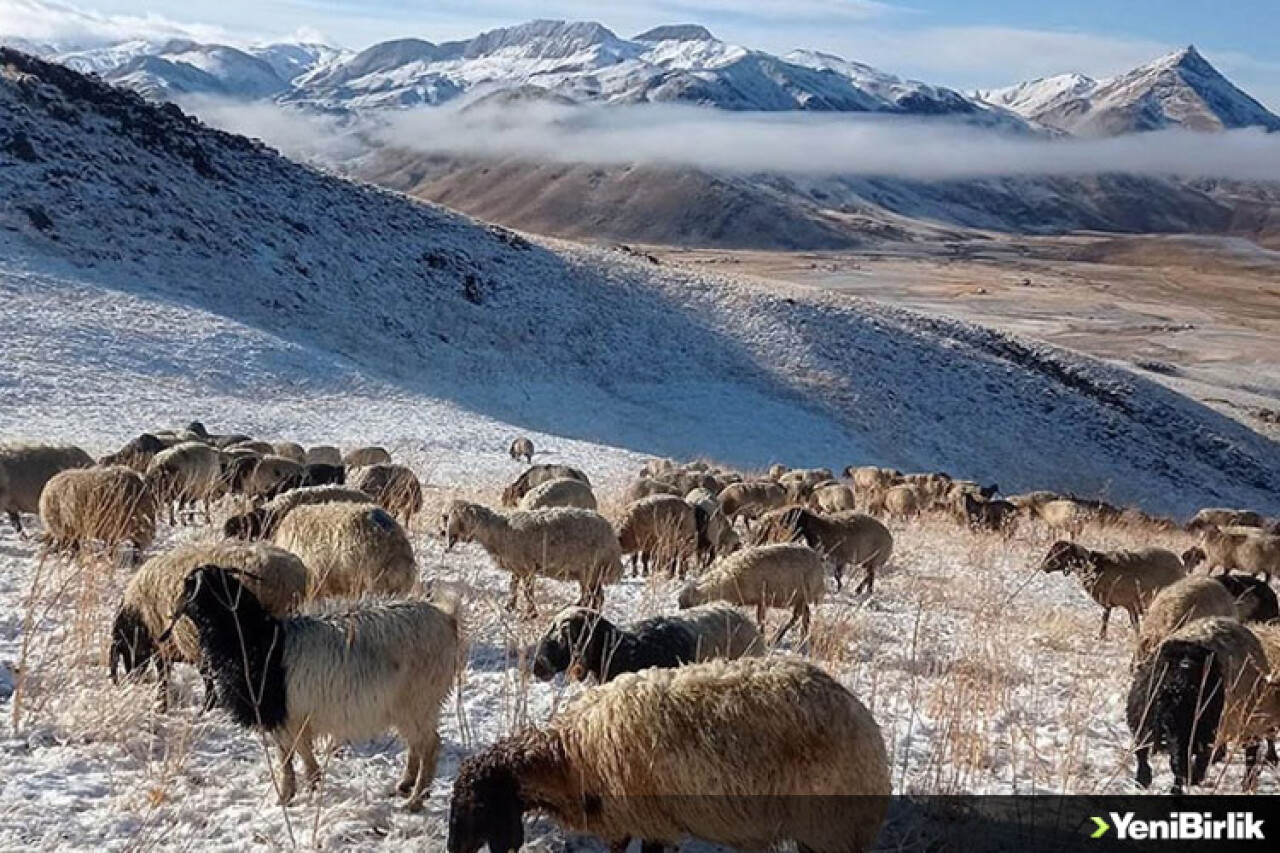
[
  {"left": 199, "top": 665, "right": 218, "bottom": 714},
  {"left": 1127, "top": 608, "right": 1141, "bottom": 634},
  {"left": 523, "top": 576, "right": 538, "bottom": 617},
  {"left": 1098, "top": 608, "right": 1111, "bottom": 640},
  {"left": 296, "top": 730, "right": 321, "bottom": 792},
  {"left": 7, "top": 511, "right": 23, "bottom": 536},
  {"left": 856, "top": 564, "right": 875, "bottom": 596},
  {"left": 756, "top": 602, "right": 768, "bottom": 636},
  {"left": 833, "top": 563, "right": 844, "bottom": 592},
  {"left": 405, "top": 730, "right": 440, "bottom": 812},
  {"left": 154, "top": 656, "right": 171, "bottom": 713},
  {"left": 505, "top": 575, "right": 520, "bottom": 612},
  {"left": 275, "top": 732, "right": 298, "bottom": 805},
  {"left": 1266, "top": 738, "right": 1279, "bottom": 767},
  {"left": 1243, "top": 742, "right": 1261, "bottom": 793},
  {"left": 772, "top": 607, "right": 802, "bottom": 646},
  {"left": 396, "top": 746, "right": 421, "bottom": 796},
  {"left": 1135, "top": 746, "right": 1153, "bottom": 788}
]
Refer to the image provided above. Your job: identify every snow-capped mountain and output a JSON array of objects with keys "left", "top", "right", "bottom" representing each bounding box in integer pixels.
[
  {"left": 980, "top": 46, "right": 1280, "bottom": 136},
  {"left": 104, "top": 41, "right": 288, "bottom": 100},
  {"left": 248, "top": 42, "right": 350, "bottom": 83}
]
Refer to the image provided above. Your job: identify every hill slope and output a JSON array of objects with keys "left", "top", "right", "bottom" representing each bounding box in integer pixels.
[{"left": 2, "top": 48, "right": 1278, "bottom": 516}]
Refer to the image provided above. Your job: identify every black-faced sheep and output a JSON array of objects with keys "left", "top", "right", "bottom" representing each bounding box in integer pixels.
[
  {"left": 109, "top": 541, "right": 309, "bottom": 710},
  {"left": 508, "top": 436, "right": 534, "bottom": 464},
  {"left": 342, "top": 445, "right": 392, "bottom": 467},
  {"left": 348, "top": 463, "right": 423, "bottom": 526},
  {"left": 531, "top": 604, "right": 761, "bottom": 683},
  {"left": 678, "top": 543, "right": 824, "bottom": 644},
  {"left": 686, "top": 490, "right": 740, "bottom": 567},
  {"left": 441, "top": 500, "right": 622, "bottom": 612},
  {"left": 500, "top": 464, "right": 590, "bottom": 507},
  {"left": 1217, "top": 575, "right": 1280, "bottom": 624},
  {"left": 447, "top": 656, "right": 889, "bottom": 853},
  {"left": 295, "top": 462, "right": 345, "bottom": 489},
  {"left": 39, "top": 465, "right": 156, "bottom": 561},
  {"left": 616, "top": 494, "right": 698, "bottom": 577},
  {"left": 756, "top": 507, "right": 892, "bottom": 594},
  {"left": 956, "top": 493, "right": 1017, "bottom": 532},
  {"left": 273, "top": 502, "right": 417, "bottom": 599},
  {"left": 144, "top": 441, "right": 222, "bottom": 524},
  {"left": 0, "top": 443, "right": 94, "bottom": 534},
  {"left": 98, "top": 433, "right": 167, "bottom": 471},
  {"left": 1039, "top": 541, "right": 1186, "bottom": 639},
  {"left": 167, "top": 566, "right": 459, "bottom": 811},
  {"left": 516, "top": 477, "right": 597, "bottom": 511},
  {"left": 223, "top": 485, "right": 372, "bottom": 540}
]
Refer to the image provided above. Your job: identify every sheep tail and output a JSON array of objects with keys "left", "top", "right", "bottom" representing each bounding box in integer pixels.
[{"left": 1152, "top": 640, "right": 1225, "bottom": 791}]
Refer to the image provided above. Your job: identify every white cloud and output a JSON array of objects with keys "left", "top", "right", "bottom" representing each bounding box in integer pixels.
[{"left": 0, "top": 0, "right": 242, "bottom": 46}]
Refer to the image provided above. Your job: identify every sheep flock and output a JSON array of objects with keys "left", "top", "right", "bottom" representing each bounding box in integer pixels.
[{"left": 3, "top": 425, "right": 1280, "bottom": 851}]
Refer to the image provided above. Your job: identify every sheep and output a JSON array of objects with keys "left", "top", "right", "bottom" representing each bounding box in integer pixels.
[
  {"left": 616, "top": 494, "right": 699, "bottom": 578},
  {"left": 0, "top": 443, "right": 94, "bottom": 534},
  {"left": 273, "top": 502, "right": 417, "bottom": 599},
  {"left": 270, "top": 441, "right": 307, "bottom": 464},
  {"left": 810, "top": 483, "right": 857, "bottom": 514},
  {"left": 956, "top": 493, "right": 1017, "bottom": 532},
  {"left": 517, "top": 477, "right": 597, "bottom": 511},
  {"left": 843, "top": 465, "right": 901, "bottom": 513},
  {"left": 243, "top": 454, "right": 305, "bottom": 500},
  {"left": 501, "top": 464, "right": 590, "bottom": 508},
  {"left": 1036, "top": 498, "right": 1100, "bottom": 535},
  {"left": 1217, "top": 575, "right": 1280, "bottom": 624},
  {"left": 1038, "top": 541, "right": 1186, "bottom": 639},
  {"left": 1194, "top": 527, "right": 1280, "bottom": 583},
  {"left": 446, "top": 656, "right": 889, "bottom": 853},
  {"left": 168, "top": 565, "right": 459, "bottom": 811},
  {"left": 1134, "top": 576, "right": 1238, "bottom": 664},
  {"left": 882, "top": 484, "right": 921, "bottom": 520},
  {"left": 343, "top": 445, "right": 392, "bottom": 467},
  {"left": 641, "top": 457, "right": 676, "bottom": 477},
  {"left": 531, "top": 604, "right": 762, "bottom": 683},
  {"left": 655, "top": 469, "right": 720, "bottom": 497},
  {"left": 678, "top": 543, "right": 824, "bottom": 644},
  {"left": 686, "top": 491, "right": 740, "bottom": 567},
  {"left": 295, "top": 462, "right": 345, "bottom": 488},
  {"left": 38, "top": 465, "right": 156, "bottom": 561},
  {"left": 441, "top": 501, "right": 622, "bottom": 613},
  {"left": 622, "top": 476, "right": 682, "bottom": 504},
  {"left": 508, "top": 436, "right": 534, "bottom": 464},
  {"left": 1126, "top": 617, "right": 1279, "bottom": 792},
  {"left": 98, "top": 433, "right": 167, "bottom": 471},
  {"left": 211, "top": 433, "right": 254, "bottom": 449},
  {"left": 1187, "top": 507, "right": 1265, "bottom": 533},
  {"left": 1006, "top": 490, "right": 1060, "bottom": 517},
  {"left": 304, "top": 445, "right": 342, "bottom": 466},
  {"left": 767, "top": 463, "right": 789, "bottom": 479},
  {"left": 717, "top": 480, "right": 788, "bottom": 530},
  {"left": 223, "top": 485, "right": 372, "bottom": 540},
  {"left": 776, "top": 468, "right": 835, "bottom": 502},
  {"left": 144, "top": 441, "right": 222, "bottom": 525},
  {"left": 758, "top": 507, "right": 892, "bottom": 595},
  {"left": 108, "top": 541, "right": 308, "bottom": 710},
  {"left": 348, "top": 463, "right": 424, "bottom": 526}
]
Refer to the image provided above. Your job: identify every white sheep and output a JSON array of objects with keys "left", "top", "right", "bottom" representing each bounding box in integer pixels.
[
  {"left": 343, "top": 445, "right": 392, "bottom": 467},
  {"left": 1134, "top": 575, "right": 1237, "bottom": 663},
  {"left": 678, "top": 542, "right": 825, "bottom": 644},
  {"left": 223, "top": 485, "right": 372, "bottom": 540},
  {"left": 500, "top": 464, "right": 590, "bottom": 507},
  {"left": 717, "top": 480, "right": 788, "bottom": 529},
  {"left": 517, "top": 477, "right": 597, "bottom": 511},
  {"left": 144, "top": 441, "right": 222, "bottom": 524},
  {"left": 616, "top": 493, "right": 699, "bottom": 577},
  {"left": 757, "top": 507, "right": 892, "bottom": 594},
  {"left": 304, "top": 445, "right": 342, "bottom": 466},
  {"left": 508, "top": 436, "right": 534, "bottom": 464},
  {"left": 0, "top": 443, "right": 94, "bottom": 534},
  {"left": 39, "top": 465, "right": 156, "bottom": 561},
  {"left": 273, "top": 502, "right": 417, "bottom": 599}
]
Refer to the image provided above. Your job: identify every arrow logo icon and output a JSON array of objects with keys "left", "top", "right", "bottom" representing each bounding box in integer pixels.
[{"left": 1091, "top": 816, "right": 1111, "bottom": 838}]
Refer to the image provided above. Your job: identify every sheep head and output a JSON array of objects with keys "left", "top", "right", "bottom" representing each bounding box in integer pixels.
[
  {"left": 532, "top": 607, "right": 611, "bottom": 682},
  {"left": 1181, "top": 546, "right": 1207, "bottom": 571},
  {"left": 1039, "top": 541, "right": 1090, "bottom": 575},
  {"left": 108, "top": 606, "right": 154, "bottom": 684},
  {"left": 448, "top": 754, "right": 526, "bottom": 853}
]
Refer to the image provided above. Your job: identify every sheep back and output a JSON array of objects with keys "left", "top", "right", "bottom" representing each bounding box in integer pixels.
[
  {"left": 39, "top": 465, "right": 156, "bottom": 553},
  {"left": 1136, "top": 576, "right": 1237, "bottom": 663},
  {"left": 272, "top": 502, "right": 416, "bottom": 598},
  {"left": 681, "top": 543, "right": 824, "bottom": 610},
  {"left": 518, "top": 477, "right": 597, "bottom": 511}
]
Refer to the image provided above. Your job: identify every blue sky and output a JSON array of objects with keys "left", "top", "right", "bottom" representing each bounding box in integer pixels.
[{"left": 4, "top": 0, "right": 1278, "bottom": 106}]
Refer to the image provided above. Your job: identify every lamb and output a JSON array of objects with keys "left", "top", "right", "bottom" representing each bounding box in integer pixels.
[
  {"left": 1134, "top": 576, "right": 1238, "bottom": 664},
  {"left": 271, "top": 441, "right": 307, "bottom": 464},
  {"left": 108, "top": 541, "right": 309, "bottom": 710},
  {"left": 508, "top": 436, "right": 534, "bottom": 464},
  {"left": 168, "top": 566, "right": 459, "bottom": 811},
  {"left": 616, "top": 494, "right": 699, "bottom": 577},
  {"left": 1038, "top": 541, "right": 1186, "bottom": 639},
  {"left": 809, "top": 483, "right": 857, "bottom": 514},
  {"left": 98, "top": 433, "right": 167, "bottom": 471},
  {"left": 447, "top": 656, "right": 889, "bottom": 853},
  {"left": 717, "top": 480, "right": 788, "bottom": 529},
  {"left": 686, "top": 490, "right": 740, "bottom": 567},
  {"left": 223, "top": 485, "right": 372, "bottom": 540},
  {"left": 882, "top": 484, "right": 921, "bottom": 520},
  {"left": 0, "top": 443, "right": 94, "bottom": 534},
  {"left": 348, "top": 463, "right": 424, "bottom": 526},
  {"left": 1186, "top": 507, "right": 1265, "bottom": 533},
  {"left": 517, "top": 477, "right": 597, "bottom": 511},
  {"left": 441, "top": 500, "right": 622, "bottom": 612},
  {"left": 304, "top": 445, "right": 342, "bottom": 466},
  {"left": 39, "top": 465, "right": 156, "bottom": 561},
  {"left": 500, "top": 464, "right": 590, "bottom": 507},
  {"left": 1217, "top": 575, "right": 1280, "bottom": 624},
  {"left": 531, "top": 604, "right": 762, "bottom": 683},
  {"left": 956, "top": 493, "right": 1017, "bottom": 532},
  {"left": 1193, "top": 527, "right": 1280, "bottom": 583},
  {"left": 144, "top": 441, "right": 222, "bottom": 524},
  {"left": 678, "top": 543, "right": 825, "bottom": 644},
  {"left": 273, "top": 502, "right": 417, "bottom": 599},
  {"left": 343, "top": 445, "right": 392, "bottom": 467},
  {"left": 1126, "top": 617, "right": 1279, "bottom": 792},
  {"left": 758, "top": 508, "right": 892, "bottom": 595}
]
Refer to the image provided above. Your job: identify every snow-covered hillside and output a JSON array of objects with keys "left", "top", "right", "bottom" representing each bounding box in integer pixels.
[
  {"left": 979, "top": 46, "right": 1280, "bottom": 136},
  {"left": 2, "top": 48, "right": 1278, "bottom": 516}
]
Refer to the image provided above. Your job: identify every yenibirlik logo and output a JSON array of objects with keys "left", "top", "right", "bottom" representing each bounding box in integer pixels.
[{"left": 1090, "top": 812, "right": 1265, "bottom": 841}]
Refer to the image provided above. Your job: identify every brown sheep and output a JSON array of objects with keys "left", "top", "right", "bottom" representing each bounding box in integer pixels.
[
  {"left": 1039, "top": 541, "right": 1186, "bottom": 639},
  {"left": 615, "top": 494, "right": 698, "bottom": 577}
]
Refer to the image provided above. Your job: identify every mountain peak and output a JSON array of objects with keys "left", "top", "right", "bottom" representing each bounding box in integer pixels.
[
  {"left": 633, "top": 24, "right": 717, "bottom": 43},
  {"left": 465, "top": 20, "right": 623, "bottom": 58}
]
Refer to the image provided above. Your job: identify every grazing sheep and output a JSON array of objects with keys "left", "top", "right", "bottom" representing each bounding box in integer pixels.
[
  {"left": 882, "top": 484, "right": 921, "bottom": 520},
  {"left": 508, "top": 436, "right": 534, "bottom": 464},
  {"left": 501, "top": 464, "right": 590, "bottom": 508},
  {"left": 271, "top": 442, "right": 307, "bottom": 464},
  {"left": 98, "top": 433, "right": 167, "bottom": 472},
  {"left": 304, "top": 445, "right": 342, "bottom": 466},
  {"left": 1127, "top": 617, "right": 1279, "bottom": 792},
  {"left": 273, "top": 503, "right": 417, "bottom": 599},
  {"left": 1037, "top": 499, "right": 1100, "bottom": 535},
  {"left": 622, "top": 476, "right": 682, "bottom": 504},
  {"left": 441, "top": 501, "right": 622, "bottom": 612},
  {"left": 844, "top": 466, "right": 901, "bottom": 513},
  {"left": 223, "top": 485, "right": 372, "bottom": 540},
  {"left": 343, "top": 446, "right": 392, "bottom": 467},
  {"left": 531, "top": 604, "right": 762, "bottom": 683},
  {"left": 641, "top": 458, "right": 676, "bottom": 478},
  {"left": 229, "top": 440, "right": 275, "bottom": 456},
  {"left": 517, "top": 477, "right": 597, "bottom": 511},
  {"left": 348, "top": 463, "right": 424, "bottom": 526},
  {"left": 447, "top": 656, "right": 889, "bottom": 853},
  {"left": 39, "top": 465, "right": 156, "bottom": 561},
  {"left": 109, "top": 541, "right": 308, "bottom": 710},
  {"left": 144, "top": 442, "right": 222, "bottom": 525},
  {"left": 717, "top": 480, "right": 788, "bottom": 530},
  {"left": 1006, "top": 490, "right": 1060, "bottom": 517},
  {"left": 655, "top": 469, "right": 720, "bottom": 497},
  {"left": 1217, "top": 575, "right": 1280, "bottom": 624},
  {"left": 946, "top": 480, "right": 999, "bottom": 503},
  {"left": 211, "top": 434, "right": 254, "bottom": 450},
  {"left": 616, "top": 494, "right": 698, "bottom": 577},
  {"left": 295, "top": 462, "right": 345, "bottom": 489},
  {"left": 758, "top": 508, "right": 892, "bottom": 595},
  {"left": 767, "top": 463, "right": 788, "bottom": 479},
  {"left": 1195, "top": 527, "right": 1280, "bottom": 583},
  {"left": 1134, "top": 576, "right": 1238, "bottom": 664},
  {"left": 956, "top": 493, "right": 1017, "bottom": 532},
  {"left": 1186, "top": 507, "right": 1265, "bottom": 533},
  {"left": 776, "top": 468, "right": 836, "bottom": 502},
  {"left": 170, "top": 566, "right": 459, "bottom": 811},
  {"left": 0, "top": 444, "right": 94, "bottom": 534},
  {"left": 678, "top": 543, "right": 824, "bottom": 644},
  {"left": 243, "top": 454, "right": 305, "bottom": 500},
  {"left": 686, "top": 491, "right": 740, "bottom": 567},
  {"left": 810, "top": 483, "right": 857, "bottom": 514},
  {"left": 1039, "top": 541, "right": 1186, "bottom": 639}
]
